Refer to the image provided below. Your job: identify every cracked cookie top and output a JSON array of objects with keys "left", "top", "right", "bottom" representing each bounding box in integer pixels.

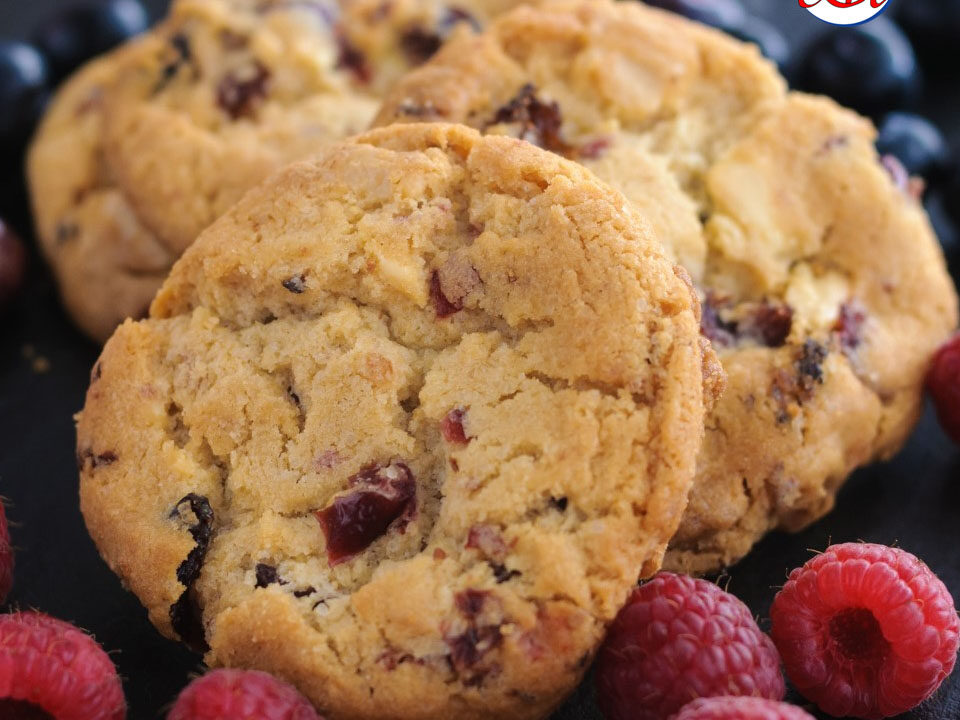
[
  {"left": 374, "top": 0, "right": 959, "bottom": 574},
  {"left": 77, "top": 123, "right": 718, "bottom": 720},
  {"left": 27, "top": 0, "right": 524, "bottom": 341}
]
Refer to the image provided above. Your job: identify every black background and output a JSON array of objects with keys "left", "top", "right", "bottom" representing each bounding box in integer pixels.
[{"left": 0, "top": 1, "right": 958, "bottom": 719}]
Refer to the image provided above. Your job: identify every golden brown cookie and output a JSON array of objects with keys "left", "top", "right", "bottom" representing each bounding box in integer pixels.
[
  {"left": 77, "top": 123, "right": 719, "bottom": 719},
  {"left": 373, "top": 0, "right": 960, "bottom": 574},
  {"left": 28, "top": 0, "right": 521, "bottom": 341}
]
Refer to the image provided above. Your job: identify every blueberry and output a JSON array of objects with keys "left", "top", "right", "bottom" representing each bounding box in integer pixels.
[
  {"left": 724, "top": 16, "right": 791, "bottom": 70},
  {"left": 876, "top": 113, "right": 950, "bottom": 180},
  {"left": 797, "top": 17, "right": 919, "bottom": 118},
  {"left": 925, "top": 190, "right": 959, "bottom": 274},
  {"left": 945, "top": 170, "right": 960, "bottom": 237},
  {"left": 0, "top": 42, "right": 49, "bottom": 152},
  {"left": 643, "top": 0, "right": 746, "bottom": 30},
  {"left": 896, "top": 0, "right": 960, "bottom": 68},
  {"left": 32, "top": 0, "right": 149, "bottom": 83}
]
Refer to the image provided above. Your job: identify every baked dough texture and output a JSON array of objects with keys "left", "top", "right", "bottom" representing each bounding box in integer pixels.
[
  {"left": 78, "top": 123, "right": 720, "bottom": 719},
  {"left": 28, "top": 0, "right": 523, "bottom": 341},
  {"left": 373, "top": 0, "right": 960, "bottom": 574}
]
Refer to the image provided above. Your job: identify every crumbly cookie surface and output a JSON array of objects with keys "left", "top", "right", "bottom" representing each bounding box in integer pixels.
[
  {"left": 374, "top": 0, "right": 960, "bottom": 574},
  {"left": 28, "top": 0, "right": 520, "bottom": 342},
  {"left": 78, "top": 124, "right": 716, "bottom": 719}
]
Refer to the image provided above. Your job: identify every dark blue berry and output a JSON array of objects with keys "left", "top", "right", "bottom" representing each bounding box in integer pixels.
[
  {"left": 925, "top": 191, "right": 959, "bottom": 274},
  {"left": 643, "top": 0, "right": 745, "bottom": 30},
  {"left": 876, "top": 113, "right": 949, "bottom": 180},
  {"left": 945, "top": 170, "right": 960, "bottom": 237},
  {"left": 0, "top": 42, "right": 49, "bottom": 151},
  {"left": 797, "top": 17, "right": 919, "bottom": 118},
  {"left": 32, "top": 0, "right": 149, "bottom": 83},
  {"left": 896, "top": 0, "right": 960, "bottom": 68},
  {"left": 724, "top": 16, "right": 791, "bottom": 70}
]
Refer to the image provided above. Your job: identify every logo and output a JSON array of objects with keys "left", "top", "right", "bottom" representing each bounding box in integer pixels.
[{"left": 799, "top": 0, "right": 891, "bottom": 26}]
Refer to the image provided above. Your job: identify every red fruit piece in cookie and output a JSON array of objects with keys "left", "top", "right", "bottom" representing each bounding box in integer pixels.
[
  {"left": 771, "top": 543, "right": 960, "bottom": 719},
  {"left": 595, "top": 572, "right": 784, "bottom": 720},
  {"left": 441, "top": 407, "right": 469, "bottom": 444},
  {"left": 315, "top": 461, "right": 416, "bottom": 565},
  {"left": 0, "top": 611, "right": 125, "bottom": 720}
]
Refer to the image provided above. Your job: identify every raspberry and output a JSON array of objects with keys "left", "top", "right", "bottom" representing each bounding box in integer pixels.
[
  {"left": 927, "top": 334, "right": 960, "bottom": 444},
  {"left": 0, "top": 611, "right": 125, "bottom": 720},
  {"left": 671, "top": 697, "right": 815, "bottom": 720},
  {"left": 771, "top": 543, "right": 960, "bottom": 719},
  {"left": 167, "top": 669, "right": 321, "bottom": 720},
  {"left": 0, "top": 500, "right": 13, "bottom": 603},
  {"left": 595, "top": 573, "right": 785, "bottom": 720}
]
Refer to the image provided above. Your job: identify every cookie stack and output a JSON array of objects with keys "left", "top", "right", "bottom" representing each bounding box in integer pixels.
[{"left": 30, "top": 0, "right": 957, "bottom": 718}]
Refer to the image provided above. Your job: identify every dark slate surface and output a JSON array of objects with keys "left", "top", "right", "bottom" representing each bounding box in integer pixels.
[{"left": 0, "top": 1, "right": 958, "bottom": 718}]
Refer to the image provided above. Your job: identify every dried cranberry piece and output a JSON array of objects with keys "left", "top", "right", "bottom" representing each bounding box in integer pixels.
[
  {"left": 700, "top": 294, "right": 793, "bottom": 349},
  {"left": 448, "top": 625, "right": 502, "bottom": 676},
  {"left": 576, "top": 136, "right": 613, "bottom": 160},
  {"left": 456, "top": 588, "right": 490, "bottom": 617},
  {"left": 487, "top": 84, "right": 570, "bottom": 155},
  {"left": 833, "top": 301, "right": 867, "bottom": 354},
  {"left": 700, "top": 293, "right": 737, "bottom": 347},
  {"left": 445, "top": 589, "right": 504, "bottom": 684},
  {"left": 400, "top": 7, "right": 480, "bottom": 64},
  {"left": 466, "top": 524, "right": 507, "bottom": 561},
  {"left": 741, "top": 302, "right": 793, "bottom": 348},
  {"left": 430, "top": 270, "right": 462, "bottom": 318},
  {"left": 216, "top": 61, "right": 271, "bottom": 119},
  {"left": 466, "top": 527, "right": 520, "bottom": 583},
  {"left": 336, "top": 34, "right": 371, "bottom": 84},
  {"left": 468, "top": 523, "right": 521, "bottom": 588},
  {"left": 315, "top": 461, "right": 416, "bottom": 565},
  {"left": 441, "top": 407, "right": 469, "bottom": 444},
  {"left": 400, "top": 27, "right": 441, "bottom": 64}
]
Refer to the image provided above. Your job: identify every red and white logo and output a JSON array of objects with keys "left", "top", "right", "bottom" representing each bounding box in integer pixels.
[{"left": 799, "top": 0, "right": 891, "bottom": 26}]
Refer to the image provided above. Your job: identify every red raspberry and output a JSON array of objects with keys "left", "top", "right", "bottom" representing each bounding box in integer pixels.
[
  {"left": 0, "top": 500, "right": 13, "bottom": 603},
  {"left": 167, "top": 669, "right": 321, "bottom": 720},
  {"left": 771, "top": 543, "right": 960, "bottom": 719},
  {"left": 595, "top": 572, "right": 785, "bottom": 720},
  {"left": 671, "top": 697, "right": 815, "bottom": 720},
  {"left": 927, "top": 334, "right": 960, "bottom": 444},
  {"left": 0, "top": 611, "right": 125, "bottom": 720}
]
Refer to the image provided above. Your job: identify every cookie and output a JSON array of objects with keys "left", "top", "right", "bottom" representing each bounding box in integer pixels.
[
  {"left": 26, "top": 48, "right": 178, "bottom": 341},
  {"left": 77, "top": 123, "right": 720, "bottom": 719},
  {"left": 374, "top": 0, "right": 960, "bottom": 574},
  {"left": 27, "top": 0, "right": 520, "bottom": 342}
]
